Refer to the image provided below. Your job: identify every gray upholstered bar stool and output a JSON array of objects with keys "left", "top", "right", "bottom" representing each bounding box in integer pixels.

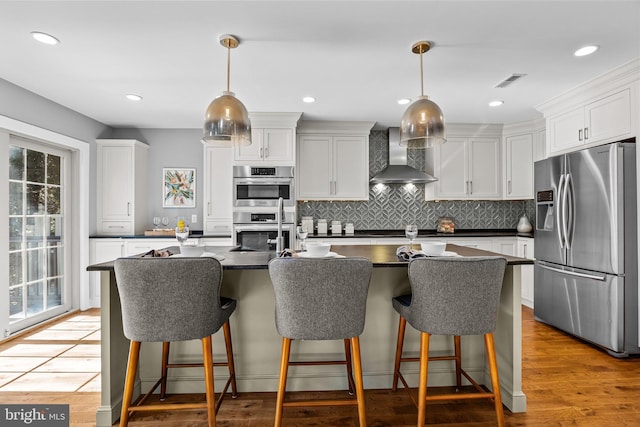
[
  {"left": 268, "top": 257, "right": 373, "bottom": 427},
  {"left": 113, "top": 257, "right": 238, "bottom": 427},
  {"left": 391, "top": 256, "right": 508, "bottom": 427}
]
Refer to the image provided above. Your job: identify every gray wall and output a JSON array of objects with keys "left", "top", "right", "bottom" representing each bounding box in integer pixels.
[
  {"left": 0, "top": 78, "right": 112, "bottom": 235},
  {"left": 298, "top": 130, "right": 535, "bottom": 230},
  {"left": 109, "top": 128, "right": 204, "bottom": 231}
]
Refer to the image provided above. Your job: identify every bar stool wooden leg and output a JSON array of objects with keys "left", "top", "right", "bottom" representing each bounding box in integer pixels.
[
  {"left": 392, "top": 316, "right": 407, "bottom": 391},
  {"left": 160, "top": 341, "right": 170, "bottom": 400},
  {"left": 275, "top": 337, "right": 292, "bottom": 427},
  {"left": 344, "top": 339, "right": 356, "bottom": 396},
  {"left": 417, "top": 332, "right": 430, "bottom": 427},
  {"left": 201, "top": 336, "right": 217, "bottom": 427},
  {"left": 350, "top": 336, "right": 367, "bottom": 427},
  {"left": 120, "top": 340, "right": 140, "bottom": 427},
  {"left": 454, "top": 335, "right": 462, "bottom": 391},
  {"left": 222, "top": 321, "right": 238, "bottom": 398},
  {"left": 484, "top": 333, "right": 505, "bottom": 427}
]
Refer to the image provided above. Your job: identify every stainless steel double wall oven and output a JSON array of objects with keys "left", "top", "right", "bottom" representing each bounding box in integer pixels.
[{"left": 232, "top": 166, "right": 295, "bottom": 251}]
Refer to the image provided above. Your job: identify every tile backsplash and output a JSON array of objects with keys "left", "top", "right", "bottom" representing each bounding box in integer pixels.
[{"left": 297, "top": 130, "right": 535, "bottom": 230}]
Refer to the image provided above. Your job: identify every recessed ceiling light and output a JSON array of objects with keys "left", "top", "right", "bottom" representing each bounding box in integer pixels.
[
  {"left": 489, "top": 100, "right": 504, "bottom": 107},
  {"left": 397, "top": 98, "right": 411, "bottom": 105},
  {"left": 31, "top": 31, "right": 59, "bottom": 45},
  {"left": 302, "top": 96, "right": 316, "bottom": 103},
  {"left": 574, "top": 45, "right": 599, "bottom": 57},
  {"left": 126, "top": 94, "right": 143, "bottom": 101}
]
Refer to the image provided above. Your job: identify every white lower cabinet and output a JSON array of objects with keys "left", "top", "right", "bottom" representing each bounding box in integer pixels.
[
  {"left": 517, "top": 237, "right": 535, "bottom": 308},
  {"left": 124, "top": 239, "right": 176, "bottom": 256},
  {"left": 492, "top": 237, "right": 517, "bottom": 256},
  {"left": 89, "top": 239, "right": 125, "bottom": 308}
]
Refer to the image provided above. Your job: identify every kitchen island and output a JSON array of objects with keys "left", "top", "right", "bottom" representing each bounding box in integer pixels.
[{"left": 87, "top": 244, "right": 530, "bottom": 426}]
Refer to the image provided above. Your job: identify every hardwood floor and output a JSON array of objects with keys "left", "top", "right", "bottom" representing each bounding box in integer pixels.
[{"left": 1, "top": 306, "right": 639, "bottom": 426}]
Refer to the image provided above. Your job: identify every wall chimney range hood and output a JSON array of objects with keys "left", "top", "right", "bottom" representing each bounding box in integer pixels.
[{"left": 370, "top": 128, "right": 438, "bottom": 184}]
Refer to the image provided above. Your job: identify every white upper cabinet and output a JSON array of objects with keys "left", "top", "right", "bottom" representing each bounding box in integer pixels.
[
  {"left": 548, "top": 88, "right": 633, "bottom": 154},
  {"left": 502, "top": 119, "right": 545, "bottom": 200},
  {"left": 297, "top": 121, "right": 374, "bottom": 201},
  {"left": 504, "top": 133, "right": 533, "bottom": 199},
  {"left": 96, "top": 139, "right": 148, "bottom": 235},
  {"left": 428, "top": 124, "right": 502, "bottom": 200},
  {"left": 538, "top": 58, "right": 639, "bottom": 156},
  {"left": 233, "top": 112, "right": 301, "bottom": 165},
  {"left": 234, "top": 128, "right": 294, "bottom": 164},
  {"left": 203, "top": 143, "right": 233, "bottom": 236}
]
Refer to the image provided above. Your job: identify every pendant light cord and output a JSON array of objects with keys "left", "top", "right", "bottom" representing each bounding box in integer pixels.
[
  {"left": 419, "top": 45, "right": 424, "bottom": 97},
  {"left": 226, "top": 43, "right": 231, "bottom": 92}
]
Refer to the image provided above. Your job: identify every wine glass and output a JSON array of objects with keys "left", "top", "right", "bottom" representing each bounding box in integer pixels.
[
  {"left": 175, "top": 225, "right": 189, "bottom": 245},
  {"left": 152, "top": 216, "right": 161, "bottom": 230},
  {"left": 161, "top": 217, "right": 169, "bottom": 229},
  {"left": 297, "top": 226, "right": 309, "bottom": 251},
  {"left": 405, "top": 224, "right": 418, "bottom": 250}
]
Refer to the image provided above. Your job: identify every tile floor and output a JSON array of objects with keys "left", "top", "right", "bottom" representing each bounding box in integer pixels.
[{"left": 0, "top": 310, "right": 101, "bottom": 392}]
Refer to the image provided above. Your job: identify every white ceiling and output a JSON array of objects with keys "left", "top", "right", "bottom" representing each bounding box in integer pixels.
[{"left": 1, "top": 0, "right": 639, "bottom": 131}]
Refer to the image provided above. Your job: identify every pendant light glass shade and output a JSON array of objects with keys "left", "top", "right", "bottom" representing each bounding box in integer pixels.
[
  {"left": 400, "top": 95, "right": 446, "bottom": 149},
  {"left": 203, "top": 91, "right": 251, "bottom": 145},
  {"left": 202, "top": 35, "right": 251, "bottom": 145},
  {"left": 399, "top": 41, "right": 446, "bottom": 149}
]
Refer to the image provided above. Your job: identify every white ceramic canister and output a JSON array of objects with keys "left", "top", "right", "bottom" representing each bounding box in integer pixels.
[{"left": 301, "top": 216, "right": 314, "bottom": 233}]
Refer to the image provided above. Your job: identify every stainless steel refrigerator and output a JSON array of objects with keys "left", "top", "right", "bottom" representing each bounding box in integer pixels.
[{"left": 534, "top": 140, "right": 639, "bottom": 357}]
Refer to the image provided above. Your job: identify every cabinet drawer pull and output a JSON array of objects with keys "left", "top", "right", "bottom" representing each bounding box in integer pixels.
[
  {"left": 107, "top": 225, "right": 125, "bottom": 229},
  {"left": 127, "top": 202, "right": 131, "bottom": 216},
  {"left": 469, "top": 181, "right": 473, "bottom": 194},
  {"left": 578, "top": 129, "right": 583, "bottom": 141},
  {"left": 208, "top": 202, "right": 211, "bottom": 216},
  {"left": 584, "top": 127, "right": 589, "bottom": 140},
  {"left": 260, "top": 147, "right": 263, "bottom": 158},
  {"left": 508, "top": 180, "right": 512, "bottom": 194},
  {"left": 264, "top": 144, "right": 269, "bottom": 158}
]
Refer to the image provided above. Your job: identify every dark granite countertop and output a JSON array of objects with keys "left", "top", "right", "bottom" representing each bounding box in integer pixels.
[
  {"left": 308, "top": 229, "right": 534, "bottom": 239},
  {"left": 86, "top": 243, "right": 532, "bottom": 273}
]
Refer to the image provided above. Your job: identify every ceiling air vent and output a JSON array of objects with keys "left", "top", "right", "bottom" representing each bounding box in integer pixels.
[{"left": 494, "top": 73, "right": 527, "bottom": 88}]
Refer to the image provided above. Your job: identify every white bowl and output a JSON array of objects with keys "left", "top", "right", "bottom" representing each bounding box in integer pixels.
[
  {"left": 305, "top": 242, "right": 331, "bottom": 257},
  {"left": 180, "top": 244, "right": 205, "bottom": 257},
  {"left": 421, "top": 241, "right": 446, "bottom": 256}
]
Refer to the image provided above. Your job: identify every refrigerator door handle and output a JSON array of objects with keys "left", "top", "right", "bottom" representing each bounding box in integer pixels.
[
  {"left": 538, "top": 263, "right": 607, "bottom": 281},
  {"left": 557, "top": 174, "right": 566, "bottom": 248},
  {"left": 564, "top": 173, "right": 574, "bottom": 248},
  {"left": 561, "top": 173, "right": 571, "bottom": 249}
]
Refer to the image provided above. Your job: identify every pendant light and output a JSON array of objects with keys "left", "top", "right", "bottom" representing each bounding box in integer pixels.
[
  {"left": 399, "top": 41, "right": 446, "bottom": 149},
  {"left": 203, "top": 34, "right": 251, "bottom": 145}
]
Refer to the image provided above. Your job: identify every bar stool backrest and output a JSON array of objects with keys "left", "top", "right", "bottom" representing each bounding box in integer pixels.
[
  {"left": 114, "top": 257, "right": 229, "bottom": 342},
  {"left": 268, "top": 257, "right": 373, "bottom": 340},
  {"left": 406, "top": 257, "right": 507, "bottom": 336}
]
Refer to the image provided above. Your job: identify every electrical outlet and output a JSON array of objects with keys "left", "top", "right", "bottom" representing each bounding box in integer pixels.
[{"left": 191, "top": 214, "right": 198, "bottom": 224}]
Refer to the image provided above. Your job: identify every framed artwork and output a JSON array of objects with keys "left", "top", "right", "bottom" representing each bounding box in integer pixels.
[{"left": 163, "top": 168, "right": 196, "bottom": 208}]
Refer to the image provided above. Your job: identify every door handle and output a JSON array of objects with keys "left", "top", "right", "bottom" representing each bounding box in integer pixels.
[
  {"left": 538, "top": 263, "right": 606, "bottom": 281},
  {"left": 561, "top": 173, "right": 571, "bottom": 249},
  {"left": 469, "top": 180, "right": 472, "bottom": 194},
  {"left": 508, "top": 180, "right": 512, "bottom": 195},
  {"left": 208, "top": 202, "right": 211, "bottom": 216},
  {"left": 127, "top": 202, "right": 131, "bottom": 216},
  {"left": 557, "top": 174, "right": 566, "bottom": 248},
  {"left": 264, "top": 144, "right": 269, "bottom": 158},
  {"left": 578, "top": 129, "right": 583, "bottom": 141},
  {"left": 584, "top": 127, "right": 589, "bottom": 140},
  {"left": 259, "top": 147, "right": 263, "bottom": 158}
]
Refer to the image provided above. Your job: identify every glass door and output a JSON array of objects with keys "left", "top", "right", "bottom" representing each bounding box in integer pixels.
[{"left": 8, "top": 138, "right": 70, "bottom": 332}]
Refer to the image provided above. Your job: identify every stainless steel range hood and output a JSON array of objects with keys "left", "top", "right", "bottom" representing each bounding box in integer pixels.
[{"left": 370, "top": 128, "right": 438, "bottom": 184}]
